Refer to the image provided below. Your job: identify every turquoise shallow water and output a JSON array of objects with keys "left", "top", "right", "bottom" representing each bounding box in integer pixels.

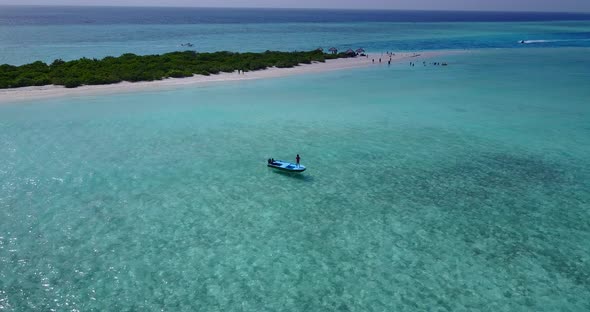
[{"left": 1, "top": 48, "right": 589, "bottom": 310}]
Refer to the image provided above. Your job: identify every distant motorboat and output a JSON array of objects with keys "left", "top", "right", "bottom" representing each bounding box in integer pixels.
[
  {"left": 181, "top": 43, "right": 194, "bottom": 47},
  {"left": 267, "top": 160, "right": 306, "bottom": 173}
]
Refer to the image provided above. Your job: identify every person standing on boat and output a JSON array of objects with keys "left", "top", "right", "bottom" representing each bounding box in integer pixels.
[{"left": 296, "top": 154, "right": 301, "bottom": 167}]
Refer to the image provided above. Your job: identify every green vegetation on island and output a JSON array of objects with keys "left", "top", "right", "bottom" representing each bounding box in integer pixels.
[{"left": 0, "top": 50, "right": 354, "bottom": 89}]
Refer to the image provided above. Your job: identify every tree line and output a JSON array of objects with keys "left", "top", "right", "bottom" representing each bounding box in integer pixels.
[{"left": 0, "top": 50, "right": 352, "bottom": 89}]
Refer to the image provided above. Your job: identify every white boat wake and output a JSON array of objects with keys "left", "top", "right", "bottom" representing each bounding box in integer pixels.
[{"left": 519, "top": 39, "right": 590, "bottom": 44}]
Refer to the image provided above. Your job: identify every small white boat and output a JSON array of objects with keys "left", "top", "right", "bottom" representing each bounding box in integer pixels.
[{"left": 267, "top": 160, "right": 306, "bottom": 172}]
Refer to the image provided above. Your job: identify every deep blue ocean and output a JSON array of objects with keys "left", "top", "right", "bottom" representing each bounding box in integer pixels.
[
  {"left": 1, "top": 6, "right": 590, "bottom": 65},
  {"left": 2, "top": 6, "right": 590, "bottom": 25},
  {"left": 1, "top": 6, "right": 590, "bottom": 312}
]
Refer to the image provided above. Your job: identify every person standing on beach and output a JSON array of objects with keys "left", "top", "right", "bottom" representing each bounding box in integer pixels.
[{"left": 296, "top": 154, "right": 301, "bottom": 167}]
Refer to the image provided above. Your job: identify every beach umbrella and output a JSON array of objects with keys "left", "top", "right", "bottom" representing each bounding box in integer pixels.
[
  {"left": 328, "top": 47, "right": 338, "bottom": 54},
  {"left": 356, "top": 48, "right": 365, "bottom": 53},
  {"left": 345, "top": 48, "right": 355, "bottom": 55}
]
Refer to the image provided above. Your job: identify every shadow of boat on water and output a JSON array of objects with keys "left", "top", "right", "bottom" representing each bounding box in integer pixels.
[{"left": 271, "top": 169, "right": 314, "bottom": 182}]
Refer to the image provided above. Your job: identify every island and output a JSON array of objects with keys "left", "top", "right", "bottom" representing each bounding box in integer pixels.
[{"left": 0, "top": 49, "right": 354, "bottom": 89}]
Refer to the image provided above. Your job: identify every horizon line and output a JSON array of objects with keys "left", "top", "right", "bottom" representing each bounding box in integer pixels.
[{"left": 1, "top": 4, "right": 590, "bottom": 14}]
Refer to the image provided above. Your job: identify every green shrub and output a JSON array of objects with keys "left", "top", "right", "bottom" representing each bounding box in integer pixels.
[
  {"left": 64, "top": 79, "right": 82, "bottom": 88},
  {"left": 0, "top": 49, "right": 351, "bottom": 89},
  {"left": 167, "top": 70, "right": 187, "bottom": 78}
]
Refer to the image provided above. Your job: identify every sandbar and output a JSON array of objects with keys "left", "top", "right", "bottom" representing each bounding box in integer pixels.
[{"left": 0, "top": 51, "right": 457, "bottom": 103}]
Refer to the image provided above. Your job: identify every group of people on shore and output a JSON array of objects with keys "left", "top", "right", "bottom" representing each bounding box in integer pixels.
[
  {"left": 409, "top": 61, "right": 447, "bottom": 67},
  {"left": 372, "top": 54, "right": 394, "bottom": 66},
  {"left": 367, "top": 51, "right": 448, "bottom": 68}
]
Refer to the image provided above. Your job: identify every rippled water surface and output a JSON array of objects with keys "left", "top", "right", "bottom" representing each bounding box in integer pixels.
[{"left": 1, "top": 47, "right": 589, "bottom": 310}]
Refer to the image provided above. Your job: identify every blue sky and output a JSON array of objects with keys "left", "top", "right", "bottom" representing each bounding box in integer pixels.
[{"left": 1, "top": 0, "right": 589, "bottom": 12}]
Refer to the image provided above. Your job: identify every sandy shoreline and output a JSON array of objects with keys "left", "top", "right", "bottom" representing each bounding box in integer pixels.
[{"left": 0, "top": 51, "right": 455, "bottom": 103}]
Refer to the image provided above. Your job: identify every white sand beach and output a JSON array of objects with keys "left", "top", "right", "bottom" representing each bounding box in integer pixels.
[{"left": 0, "top": 51, "right": 455, "bottom": 103}]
